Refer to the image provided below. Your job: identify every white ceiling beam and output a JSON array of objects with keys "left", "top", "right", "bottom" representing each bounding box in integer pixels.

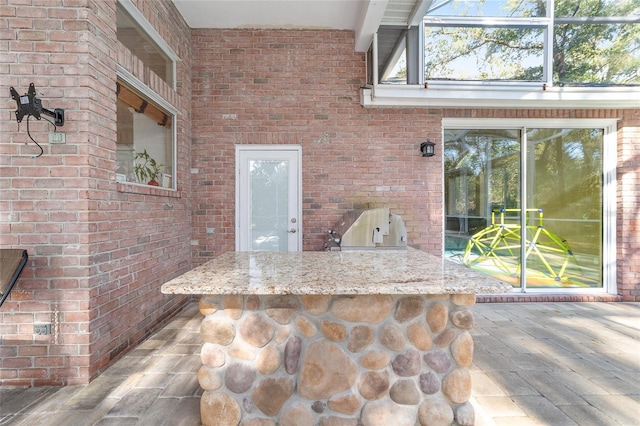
[
  {"left": 355, "top": 0, "right": 389, "bottom": 52},
  {"left": 407, "top": 0, "right": 433, "bottom": 27},
  {"left": 360, "top": 85, "right": 640, "bottom": 108}
]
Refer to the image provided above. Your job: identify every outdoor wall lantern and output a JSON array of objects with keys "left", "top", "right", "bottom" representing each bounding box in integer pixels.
[{"left": 420, "top": 140, "right": 436, "bottom": 157}]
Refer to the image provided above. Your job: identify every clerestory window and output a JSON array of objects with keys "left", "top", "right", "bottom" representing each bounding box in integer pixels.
[
  {"left": 380, "top": 0, "right": 640, "bottom": 87},
  {"left": 117, "top": 0, "right": 177, "bottom": 88}
]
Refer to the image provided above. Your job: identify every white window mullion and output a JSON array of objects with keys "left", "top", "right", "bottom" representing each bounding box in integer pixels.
[
  {"left": 602, "top": 124, "right": 617, "bottom": 294},
  {"left": 545, "top": 0, "right": 555, "bottom": 87},
  {"left": 422, "top": 16, "right": 548, "bottom": 27},
  {"left": 372, "top": 32, "right": 379, "bottom": 87},
  {"left": 520, "top": 128, "right": 528, "bottom": 292},
  {"left": 406, "top": 26, "right": 422, "bottom": 85},
  {"left": 418, "top": 24, "right": 425, "bottom": 86}
]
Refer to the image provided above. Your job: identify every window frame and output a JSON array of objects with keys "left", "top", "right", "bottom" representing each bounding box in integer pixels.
[
  {"left": 363, "top": 2, "right": 640, "bottom": 108},
  {"left": 421, "top": 3, "right": 638, "bottom": 88},
  {"left": 442, "top": 118, "right": 617, "bottom": 295},
  {"left": 116, "top": 67, "right": 179, "bottom": 191},
  {"left": 115, "top": 0, "right": 180, "bottom": 192},
  {"left": 117, "top": 0, "right": 179, "bottom": 90},
  {"left": 422, "top": 21, "right": 547, "bottom": 82}
]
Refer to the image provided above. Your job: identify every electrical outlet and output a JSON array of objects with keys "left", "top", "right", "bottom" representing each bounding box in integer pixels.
[
  {"left": 49, "top": 132, "right": 65, "bottom": 144},
  {"left": 34, "top": 324, "right": 52, "bottom": 335}
]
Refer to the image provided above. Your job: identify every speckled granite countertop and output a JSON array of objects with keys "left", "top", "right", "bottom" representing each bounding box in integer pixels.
[{"left": 161, "top": 249, "right": 511, "bottom": 295}]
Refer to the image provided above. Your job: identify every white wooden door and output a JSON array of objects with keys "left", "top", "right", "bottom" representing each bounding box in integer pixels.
[{"left": 236, "top": 146, "right": 302, "bottom": 251}]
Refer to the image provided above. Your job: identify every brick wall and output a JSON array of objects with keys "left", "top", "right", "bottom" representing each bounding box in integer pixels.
[
  {"left": 190, "top": 29, "right": 444, "bottom": 264},
  {"left": 1, "top": 2, "right": 638, "bottom": 388},
  {"left": 0, "top": 0, "right": 193, "bottom": 386},
  {"left": 190, "top": 29, "right": 639, "bottom": 301},
  {"left": 617, "top": 109, "right": 640, "bottom": 301}
]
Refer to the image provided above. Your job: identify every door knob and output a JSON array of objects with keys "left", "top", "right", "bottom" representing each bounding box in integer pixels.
[{"left": 288, "top": 228, "right": 297, "bottom": 233}]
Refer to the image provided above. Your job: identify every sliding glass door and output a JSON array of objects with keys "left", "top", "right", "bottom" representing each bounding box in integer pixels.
[
  {"left": 525, "top": 128, "right": 603, "bottom": 289},
  {"left": 444, "top": 123, "right": 608, "bottom": 291}
]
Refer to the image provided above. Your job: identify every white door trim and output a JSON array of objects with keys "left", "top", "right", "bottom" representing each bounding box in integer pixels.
[
  {"left": 442, "top": 118, "right": 617, "bottom": 294},
  {"left": 235, "top": 145, "right": 302, "bottom": 252}
]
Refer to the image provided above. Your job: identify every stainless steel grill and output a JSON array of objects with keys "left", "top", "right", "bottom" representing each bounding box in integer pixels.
[{"left": 325, "top": 207, "right": 407, "bottom": 251}]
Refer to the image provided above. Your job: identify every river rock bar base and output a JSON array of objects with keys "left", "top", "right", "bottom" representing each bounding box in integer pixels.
[{"left": 161, "top": 250, "right": 511, "bottom": 426}]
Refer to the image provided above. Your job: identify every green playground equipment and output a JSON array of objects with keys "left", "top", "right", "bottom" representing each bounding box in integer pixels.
[{"left": 462, "top": 208, "right": 580, "bottom": 281}]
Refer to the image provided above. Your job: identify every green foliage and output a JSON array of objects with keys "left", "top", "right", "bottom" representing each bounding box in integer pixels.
[
  {"left": 134, "top": 149, "right": 163, "bottom": 184},
  {"left": 424, "top": 0, "right": 639, "bottom": 85},
  {"left": 552, "top": 0, "right": 640, "bottom": 84}
]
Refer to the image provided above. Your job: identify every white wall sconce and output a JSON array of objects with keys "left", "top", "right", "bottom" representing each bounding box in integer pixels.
[{"left": 420, "top": 141, "right": 436, "bottom": 157}]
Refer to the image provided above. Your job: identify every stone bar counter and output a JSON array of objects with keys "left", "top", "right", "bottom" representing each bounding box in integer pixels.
[{"left": 161, "top": 249, "right": 510, "bottom": 426}]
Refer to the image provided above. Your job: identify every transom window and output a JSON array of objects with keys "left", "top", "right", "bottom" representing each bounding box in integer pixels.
[{"left": 117, "top": 0, "right": 177, "bottom": 88}]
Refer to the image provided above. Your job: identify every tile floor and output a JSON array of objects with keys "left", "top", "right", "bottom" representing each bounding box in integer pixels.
[
  {"left": 0, "top": 304, "right": 203, "bottom": 426},
  {"left": 471, "top": 302, "right": 640, "bottom": 426},
  {"left": 1, "top": 301, "right": 639, "bottom": 426}
]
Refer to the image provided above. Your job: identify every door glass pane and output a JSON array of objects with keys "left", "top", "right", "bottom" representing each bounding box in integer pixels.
[
  {"left": 526, "top": 128, "right": 603, "bottom": 288},
  {"left": 250, "top": 160, "right": 289, "bottom": 251},
  {"left": 444, "top": 129, "right": 522, "bottom": 287}
]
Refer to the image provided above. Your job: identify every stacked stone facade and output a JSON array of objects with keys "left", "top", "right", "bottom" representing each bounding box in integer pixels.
[{"left": 196, "top": 293, "right": 477, "bottom": 426}]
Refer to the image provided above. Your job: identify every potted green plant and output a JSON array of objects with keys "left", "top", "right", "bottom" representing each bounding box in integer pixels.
[{"left": 133, "top": 149, "right": 164, "bottom": 186}]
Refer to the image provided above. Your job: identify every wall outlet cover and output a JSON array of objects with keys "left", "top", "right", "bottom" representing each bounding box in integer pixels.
[
  {"left": 49, "top": 132, "right": 66, "bottom": 144},
  {"left": 34, "top": 324, "right": 52, "bottom": 335}
]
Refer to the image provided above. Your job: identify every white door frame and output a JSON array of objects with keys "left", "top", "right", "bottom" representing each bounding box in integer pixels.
[
  {"left": 442, "top": 118, "right": 617, "bottom": 294},
  {"left": 235, "top": 145, "right": 302, "bottom": 251}
]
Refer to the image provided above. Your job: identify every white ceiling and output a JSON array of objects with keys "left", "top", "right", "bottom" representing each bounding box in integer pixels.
[
  {"left": 171, "top": 0, "right": 432, "bottom": 52},
  {"left": 173, "top": 0, "right": 368, "bottom": 30}
]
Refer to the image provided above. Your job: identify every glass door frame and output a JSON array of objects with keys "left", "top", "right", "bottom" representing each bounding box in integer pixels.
[
  {"left": 235, "top": 145, "right": 303, "bottom": 252},
  {"left": 442, "top": 118, "right": 617, "bottom": 294}
]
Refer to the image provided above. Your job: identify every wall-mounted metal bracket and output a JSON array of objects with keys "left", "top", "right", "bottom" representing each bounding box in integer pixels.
[{"left": 10, "top": 83, "right": 65, "bottom": 126}]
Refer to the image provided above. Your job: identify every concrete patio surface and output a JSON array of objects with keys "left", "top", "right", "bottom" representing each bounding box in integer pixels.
[{"left": 1, "top": 301, "right": 639, "bottom": 425}]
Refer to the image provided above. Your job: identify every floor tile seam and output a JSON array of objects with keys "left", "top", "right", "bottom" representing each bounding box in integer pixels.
[
  {"left": 593, "top": 373, "right": 640, "bottom": 383},
  {"left": 518, "top": 372, "right": 591, "bottom": 405},
  {"left": 515, "top": 383, "right": 591, "bottom": 406},
  {"left": 574, "top": 354, "right": 630, "bottom": 374},
  {"left": 470, "top": 395, "right": 501, "bottom": 426},
  {"left": 556, "top": 404, "right": 627, "bottom": 426},
  {"left": 471, "top": 397, "right": 530, "bottom": 419},
  {"left": 0, "top": 390, "right": 63, "bottom": 418},
  {"left": 563, "top": 404, "right": 640, "bottom": 426},
  {"left": 508, "top": 397, "right": 582, "bottom": 425},
  {"left": 558, "top": 379, "right": 616, "bottom": 396},
  {"left": 101, "top": 414, "right": 140, "bottom": 421},
  {"left": 471, "top": 378, "right": 511, "bottom": 398}
]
